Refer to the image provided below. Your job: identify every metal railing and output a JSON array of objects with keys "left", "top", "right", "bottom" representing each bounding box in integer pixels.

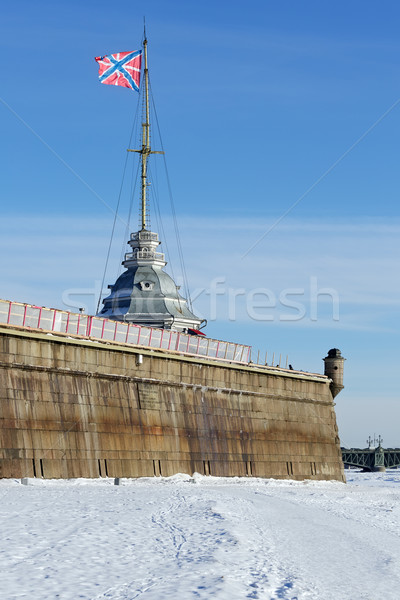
[
  {"left": 124, "top": 250, "right": 165, "bottom": 261},
  {"left": 130, "top": 231, "right": 158, "bottom": 241},
  {"left": 0, "top": 299, "right": 251, "bottom": 364}
]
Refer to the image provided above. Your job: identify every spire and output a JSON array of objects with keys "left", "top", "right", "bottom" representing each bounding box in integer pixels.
[{"left": 128, "top": 34, "right": 163, "bottom": 230}]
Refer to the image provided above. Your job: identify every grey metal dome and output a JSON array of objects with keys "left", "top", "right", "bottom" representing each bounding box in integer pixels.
[{"left": 98, "top": 229, "right": 204, "bottom": 332}]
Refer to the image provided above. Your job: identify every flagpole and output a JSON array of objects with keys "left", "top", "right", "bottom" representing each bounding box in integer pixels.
[
  {"left": 127, "top": 31, "right": 163, "bottom": 229},
  {"left": 140, "top": 36, "right": 150, "bottom": 230}
]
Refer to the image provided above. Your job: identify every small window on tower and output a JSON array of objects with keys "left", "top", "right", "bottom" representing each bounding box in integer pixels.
[{"left": 140, "top": 280, "right": 155, "bottom": 291}]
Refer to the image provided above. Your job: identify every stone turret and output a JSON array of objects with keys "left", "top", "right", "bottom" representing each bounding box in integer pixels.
[{"left": 323, "top": 348, "right": 345, "bottom": 398}]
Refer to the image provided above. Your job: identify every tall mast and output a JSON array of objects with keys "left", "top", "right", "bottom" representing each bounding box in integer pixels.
[
  {"left": 128, "top": 34, "right": 163, "bottom": 230},
  {"left": 141, "top": 36, "right": 150, "bottom": 230}
]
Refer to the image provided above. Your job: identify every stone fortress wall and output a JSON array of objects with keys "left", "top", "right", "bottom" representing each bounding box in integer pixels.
[{"left": 0, "top": 326, "right": 345, "bottom": 482}]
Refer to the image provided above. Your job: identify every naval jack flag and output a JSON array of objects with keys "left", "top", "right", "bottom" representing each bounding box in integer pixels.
[{"left": 95, "top": 50, "right": 142, "bottom": 91}]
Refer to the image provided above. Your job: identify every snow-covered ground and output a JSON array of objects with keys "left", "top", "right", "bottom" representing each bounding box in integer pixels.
[{"left": 1, "top": 471, "right": 400, "bottom": 600}]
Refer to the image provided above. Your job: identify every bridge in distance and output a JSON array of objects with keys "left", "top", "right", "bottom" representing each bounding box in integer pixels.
[{"left": 342, "top": 437, "right": 400, "bottom": 472}]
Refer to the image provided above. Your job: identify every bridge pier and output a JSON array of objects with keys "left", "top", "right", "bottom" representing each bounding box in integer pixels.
[{"left": 372, "top": 446, "right": 385, "bottom": 472}]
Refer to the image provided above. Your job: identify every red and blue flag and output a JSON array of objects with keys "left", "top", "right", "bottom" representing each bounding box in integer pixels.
[{"left": 95, "top": 50, "right": 142, "bottom": 91}]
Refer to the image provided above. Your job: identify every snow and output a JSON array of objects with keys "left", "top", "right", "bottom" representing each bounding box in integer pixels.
[{"left": 1, "top": 471, "right": 400, "bottom": 599}]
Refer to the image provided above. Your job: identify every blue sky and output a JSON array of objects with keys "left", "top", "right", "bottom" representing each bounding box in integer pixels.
[{"left": 1, "top": 0, "right": 400, "bottom": 447}]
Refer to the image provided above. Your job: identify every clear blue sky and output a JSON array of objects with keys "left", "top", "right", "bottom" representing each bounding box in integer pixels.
[{"left": 1, "top": 0, "right": 400, "bottom": 447}]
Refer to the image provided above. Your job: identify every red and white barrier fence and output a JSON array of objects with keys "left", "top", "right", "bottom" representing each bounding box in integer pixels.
[{"left": 0, "top": 299, "right": 251, "bottom": 364}]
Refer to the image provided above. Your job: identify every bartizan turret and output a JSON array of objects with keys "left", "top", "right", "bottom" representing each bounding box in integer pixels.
[{"left": 323, "top": 348, "right": 345, "bottom": 398}]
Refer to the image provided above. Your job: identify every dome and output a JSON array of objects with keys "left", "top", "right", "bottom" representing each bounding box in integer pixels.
[
  {"left": 98, "top": 229, "right": 204, "bottom": 332},
  {"left": 327, "top": 348, "right": 342, "bottom": 358}
]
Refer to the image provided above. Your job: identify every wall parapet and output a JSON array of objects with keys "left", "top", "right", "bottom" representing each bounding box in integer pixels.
[{"left": 0, "top": 298, "right": 250, "bottom": 364}]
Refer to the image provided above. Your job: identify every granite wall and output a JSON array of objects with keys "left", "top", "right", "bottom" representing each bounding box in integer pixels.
[{"left": 0, "top": 326, "right": 345, "bottom": 481}]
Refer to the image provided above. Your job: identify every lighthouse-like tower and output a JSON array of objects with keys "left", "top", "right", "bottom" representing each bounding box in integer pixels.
[{"left": 98, "top": 37, "right": 204, "bottom": 332}]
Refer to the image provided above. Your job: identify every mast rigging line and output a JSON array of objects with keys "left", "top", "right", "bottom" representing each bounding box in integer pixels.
[
  {"left": 149, "top": 81, "right": 194, "bottom": 311},
  {"left": 117, "top": 156, "right": 141, "bottom": 278},
  {"left": 96, "top": 100, "right": 141, "bottom": 315},
  {"left": 117, "top": 82, "right": 144, "bottom": 277},
  {"left": 147, "top": 162, "right": 184, "bottom": 313},
  {"left": 147, "top": 164, "right": 172, "bottom": 269},
  {"left": 126, "top": 58, "right": 186, "bottom": 312}
]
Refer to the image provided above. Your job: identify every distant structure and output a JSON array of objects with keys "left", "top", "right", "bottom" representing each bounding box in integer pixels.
[{"left": 342, "top": 436, "right": 400, "bottom": 472}]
